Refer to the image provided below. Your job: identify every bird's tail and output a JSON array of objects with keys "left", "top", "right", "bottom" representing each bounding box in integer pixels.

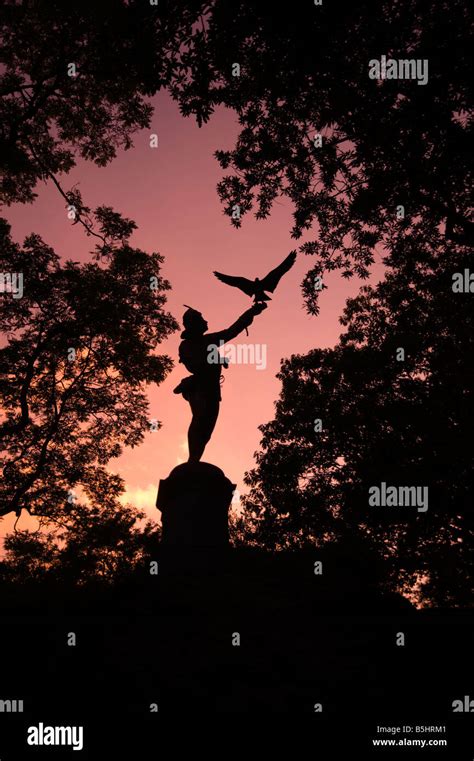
[{"left": 255, "top": 293, "right": 271, "bottom": 303}]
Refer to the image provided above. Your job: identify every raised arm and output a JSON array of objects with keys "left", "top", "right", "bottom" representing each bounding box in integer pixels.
[{"left": 206, "top": 303, "right": 267, "bottom": 344}]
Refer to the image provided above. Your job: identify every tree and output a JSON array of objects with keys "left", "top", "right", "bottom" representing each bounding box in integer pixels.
[
  {"left": 171, "top": 0, "right": 472, "bottom": 310},
  {"left": 242, "top": 228, "right": 473, "bottom": 607},
  {"left": 0, "top": 0, "right": 207, "bottom": 205},
  {"left": 0, "top": 211, "right": 177, "bottom": 519},
  {"left": 3, "top": 2, "right": 471, "bottom": 306},
  {"left": 0, "top": 496, "right": 159, "bottom": 586},
  {"left": 0, "top": 2, "right": 191, "bottom": 561}
]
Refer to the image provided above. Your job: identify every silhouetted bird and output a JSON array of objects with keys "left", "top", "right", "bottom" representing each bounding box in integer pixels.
[{"left": 213, "top": 251, "right": 297, "bottom": 304}]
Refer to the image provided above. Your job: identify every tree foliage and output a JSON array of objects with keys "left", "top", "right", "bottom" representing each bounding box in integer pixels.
[
  {"left": 172, "top": 0, "right": 473, "bottom": 310},
  {"left": 2, "top": 2, "right": 471, "bottom": 307},
  {"left": 0, "top": 497, "right": 159, "bottom": 586},
  {"left": 0, "top": 0, "right": 205, "bottom": 203},
  {"left": 0, "top": 212, "right": 177, "bottom": 518},
  {"left": 242, "top": 229, "right": 473, "bottom": 606}
]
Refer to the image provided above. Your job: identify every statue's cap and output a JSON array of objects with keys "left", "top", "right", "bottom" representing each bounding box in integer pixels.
[
  {"left": 181, "top": 305, "right": 205, "bottom": 338},
  {"left": 182, "top": 305, "right": 202, "bottom": 327}
]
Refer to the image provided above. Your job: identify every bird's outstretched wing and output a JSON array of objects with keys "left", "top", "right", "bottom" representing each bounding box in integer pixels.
[
  {"left": 213, "top": 271, "right": 255, "bottom": 297},
  {"left": 260, "top": 251, "right": 297, "bottom": 293}
]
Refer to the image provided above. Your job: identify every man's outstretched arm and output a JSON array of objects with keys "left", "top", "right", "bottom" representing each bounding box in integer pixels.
[{"left": 206, "top": 303, "right": 267, "bottom": 344}]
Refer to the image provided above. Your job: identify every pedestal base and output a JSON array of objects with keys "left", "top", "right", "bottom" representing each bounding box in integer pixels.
[{"left": 156, "top": 461, "right": 236, "bottom": 573}]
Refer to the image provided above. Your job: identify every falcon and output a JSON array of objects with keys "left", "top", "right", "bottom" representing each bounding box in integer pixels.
[{"left": 213, "top": 251, "right": 297, "bottom": 304}]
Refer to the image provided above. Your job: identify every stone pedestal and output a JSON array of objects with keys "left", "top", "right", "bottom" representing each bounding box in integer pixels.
[{"left": 156, "top": 461, "right": 236, "bottom": 573}]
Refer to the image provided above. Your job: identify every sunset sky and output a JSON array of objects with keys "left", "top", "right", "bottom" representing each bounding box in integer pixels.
[{"left": 2, "top": 91, "right": 382, "bottom": 537}]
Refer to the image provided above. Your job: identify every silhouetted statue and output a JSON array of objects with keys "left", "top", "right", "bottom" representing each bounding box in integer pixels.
[
  {"left": 213, "top": 250, "right": 296, "bottom": 303},
  {"left": 174, "top": 302, "right": 267, "bottom": 461}
]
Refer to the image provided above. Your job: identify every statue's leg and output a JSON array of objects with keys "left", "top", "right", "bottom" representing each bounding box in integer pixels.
[{"left": 188, "top": 391, "right": 220, "bottom": 462}]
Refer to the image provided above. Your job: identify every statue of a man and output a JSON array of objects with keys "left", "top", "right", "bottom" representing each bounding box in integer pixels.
[{"left": 174, "top": 303, "right": 267, "bottom": 462}]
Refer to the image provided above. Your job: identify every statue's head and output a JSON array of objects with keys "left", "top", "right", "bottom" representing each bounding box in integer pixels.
[{"left": 181, "top": 306, "right": 208, "bottom": 338}]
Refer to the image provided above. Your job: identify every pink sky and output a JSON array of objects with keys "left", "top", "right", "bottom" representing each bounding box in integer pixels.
[{"left": 2, "top": 92, "right": 382, "bottom": 536}]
